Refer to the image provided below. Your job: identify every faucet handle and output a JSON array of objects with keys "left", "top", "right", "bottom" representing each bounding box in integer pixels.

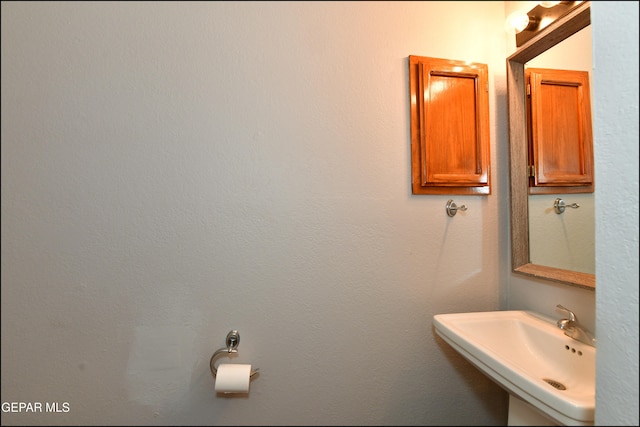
[{"left": 556, "top": 304, "right": 576, "bottom": 322}]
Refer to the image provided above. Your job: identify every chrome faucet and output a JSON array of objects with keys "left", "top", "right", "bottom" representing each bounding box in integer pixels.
[{"left": 556, "top": 305, "right": 596, "bottom": 347}]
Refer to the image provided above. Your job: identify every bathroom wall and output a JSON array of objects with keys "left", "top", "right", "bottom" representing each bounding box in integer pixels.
[
  {"left": 3, "top": 2, "right": 638, "bottom": 426},
  {"left": 590, "top": 2, "right": 639, "bottom": 425},
  {"left": 1, "top": 2, "right": 510, "bottom": 425}
]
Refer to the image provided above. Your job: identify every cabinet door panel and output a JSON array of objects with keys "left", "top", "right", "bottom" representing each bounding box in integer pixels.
[
  {"left": 409, "top": 56, "right": 491, "bottom": 195},
  {"left": 527, "top": 68, "right": 594, "bottom": 194}
]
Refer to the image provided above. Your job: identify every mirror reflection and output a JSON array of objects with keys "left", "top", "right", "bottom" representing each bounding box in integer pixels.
[
  {"left": 507, "top": 0, "right": 594, "bottom": 288},
  {"left": 526, "top": 26, "right": 595, "bottom": 275}
]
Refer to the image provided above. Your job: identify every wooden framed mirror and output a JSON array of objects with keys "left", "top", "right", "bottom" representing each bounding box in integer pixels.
[{"left": 507, "top": 1, "right": 595, "bottom": 289}]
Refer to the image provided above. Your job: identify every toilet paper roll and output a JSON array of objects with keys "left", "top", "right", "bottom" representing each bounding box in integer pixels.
[{"left": 214, "top": 364, "right": 252, "bottom": 393}]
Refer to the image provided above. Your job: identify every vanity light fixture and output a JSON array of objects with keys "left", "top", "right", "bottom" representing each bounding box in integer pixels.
[
  {"left": 503, "top": 10, "right": 538, "bottom": 35},
  {"left": 505, "top": 1, "right": 583, "bottom": 47}
]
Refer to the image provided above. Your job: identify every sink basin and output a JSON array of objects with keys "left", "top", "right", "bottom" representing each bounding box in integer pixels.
[{"left": 433, "top": 310, "right": 595, "bottom": 426}]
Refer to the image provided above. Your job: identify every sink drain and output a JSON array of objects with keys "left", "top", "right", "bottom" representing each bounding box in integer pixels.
[{"left": 543, "top": 378, "right": 567, "bottom": 390}]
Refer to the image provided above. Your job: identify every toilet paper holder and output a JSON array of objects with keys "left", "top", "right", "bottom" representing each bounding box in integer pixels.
[{"left": 210, "top": 330, "right": 259, "bottom": 379}]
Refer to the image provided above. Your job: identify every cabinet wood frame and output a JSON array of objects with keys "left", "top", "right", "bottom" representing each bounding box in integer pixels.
[{"left": 409, "top": 55, "right": 491, "bottom": 195}]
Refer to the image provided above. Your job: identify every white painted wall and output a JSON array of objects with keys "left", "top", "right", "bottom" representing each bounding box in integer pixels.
[
  {"left": 2, "top": 1, "right": 638, "bottom": 426},
  {"left": 591, "top": 2, "right": 639, "bottom": 425},
  {"left": 1, "top": 2, "right": 509, "bottom": 425}
]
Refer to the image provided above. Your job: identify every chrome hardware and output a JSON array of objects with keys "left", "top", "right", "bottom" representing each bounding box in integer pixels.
[
  {"left": 555, "top": 305, "right": 596, "bottom": 347},
  {"left": 446, "top": 199, "right": 468, "bottom": 217},
  {"left": 210, "top": 330, "right": 259, "bottom": 378},
  {"left": 554, "top": 198, "right": 580, "bottom": 214},
  {"left": 556, "top": 304, "right": 576, "bottom": 331}
]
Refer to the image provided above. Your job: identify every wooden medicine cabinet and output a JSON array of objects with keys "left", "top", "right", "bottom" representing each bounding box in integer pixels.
[
  {"left": 409, "top": 55, "right": 491, "bottom": 195},
  {"left": 526, "top": 68, "right": 594, "bottom": 194}
]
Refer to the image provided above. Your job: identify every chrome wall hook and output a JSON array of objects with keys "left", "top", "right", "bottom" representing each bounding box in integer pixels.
[
  {"left": 210, "top": 330, "right": 259, "bottom": 378},
  {"left": 446, "top": 199, "right": 468, "bottom": 217},
  {"left": 554, "top": 198, "right": 580, "bottom": 214}
]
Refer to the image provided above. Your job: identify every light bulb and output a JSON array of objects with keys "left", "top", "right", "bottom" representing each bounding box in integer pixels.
[
  {"left": 539, "top": 1, "right": 561, "bottom": 8},
  {"left": 504, "top": 10, "right": 531, "bottom": 35}
]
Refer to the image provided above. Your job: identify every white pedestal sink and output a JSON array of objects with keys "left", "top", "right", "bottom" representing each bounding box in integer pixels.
[{"left": 433, "top": 310, "right": 595, "bottom": 426}]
